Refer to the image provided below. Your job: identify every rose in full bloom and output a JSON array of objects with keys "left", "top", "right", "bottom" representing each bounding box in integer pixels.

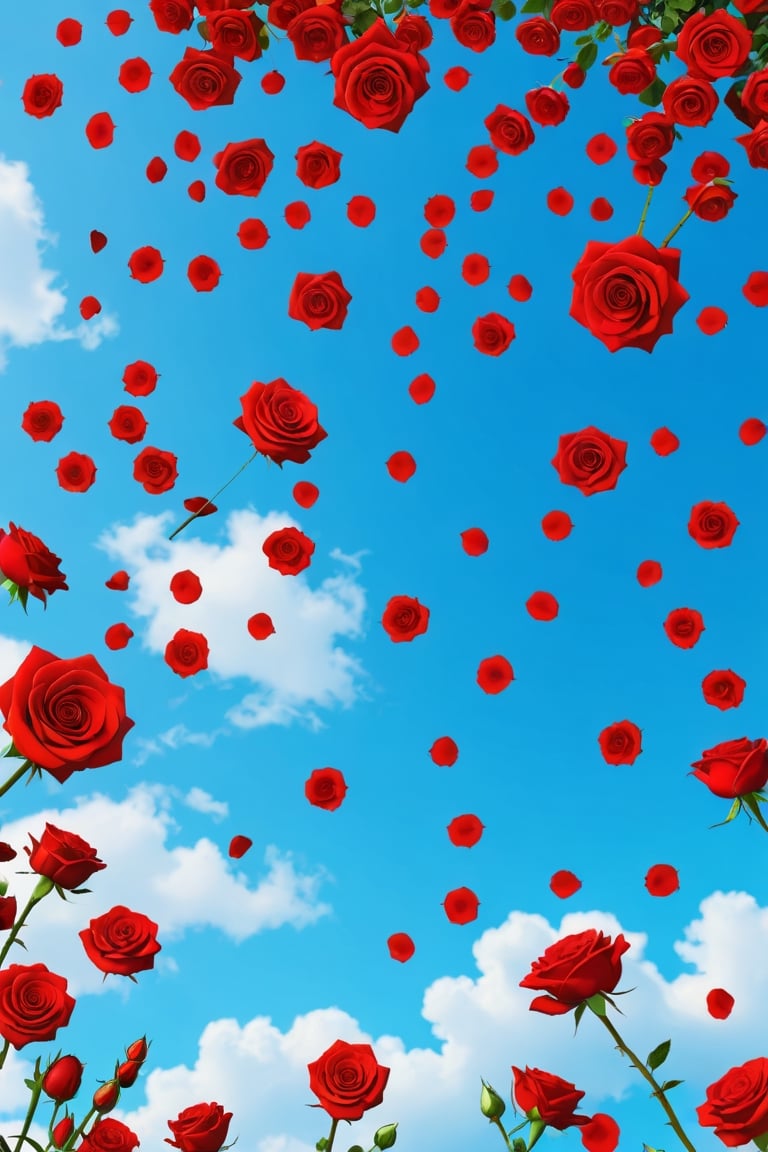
[
  {"left": 472, "top": 312, "right": 515, "bottom": 355},
  {"left": 0, "top": 523, "right": 68, "bottom": 605},
  {"left": 214, "top": 138, "right": 275, "bottom": 196},
  {"left": 382, "top": 595, "right": 429, "bottom": 641},
  {"left": 0, "top": 963, "right": 75, "bottom": 1049},
  {"left": 22, "top": 74, "right": 64, "bottom": 118},
  {"left": 0, "top": 646, "right": 133, "bottom": 783},
  {"left": 128, "top": 245, "right": 164, "bottom": 283},
  {"left": 697, "top": 1058, "right": 768, "bottom": 1146},
  {"left": 26, "top": 823, "right": 106, "bottom": 889},
  {"left": 663, "top": 606, "right": 705, "bottom": 648},
  {"left": 169, "top": 47, "right": 241, "bottom": 110},
  {"left": 741, "top": 69, "right": 768, "bottom": 121},
  {"left": 330, "top": 22, "right": 430, "bottom": 133},
  {"left": 684, "top": 183, "right": 737, "bottom": 221},
  {"left": 208, "top": 9, "right": 263, "bottom": 60},
  {"left": 123, "top": 360, "right": 159, "bottom": 396},
  {"left": 42, "top": 1054, "right": 84, "bottom": 1103},
  {"left": 150, "top": 0, "right": 194, "bottom": 32},
  {"left": 550, "top": 0, "right": 596, "bottom": 28},
  {"left": 675, "top": 10, "right": 752, "bottom": 81},
  {"left": 451, "top": 2, "right": 496, "bottom": 52},
  {"left": 443, "top": 886, "right": 480, "bottom": 923},
  {"left": 662, "top": 74, "right": 719, "bottom": 126},
  {"left": 109, "top": 406, "right": 148, "bottom": 444},
  {"left": 133, "top": 447, "right": 178, "bottom": 494},
  {"left": 308, "top": 1040, "right": 390, "bottom": 1120},
  {"left": 80, "top": 905, "right": 161, "bottom": 977},
  {"left": 688, "top": 500, "right": 739, "bottom": 548},
  {"left": 520, "top": 928, "right": 630, "bottom": 1014},
  {"left": 598, "top": 721, "right": 642, "bottom": 765},
  {"left": 625, "top": 112, "right": 675, "bottom": 161},
  {"left": 288, "top": 271, "right": 352, "bottom": 330},
  {"left": 234, "top": 379, "right": 327, "bottom": 465},
  {"left": 395, "top": 14, "right": 433, "bottom": 51},
  {"left": 525, "top": 87, "right": 569, "bottom": 126},
  {"left": 608, "top": 48, "right": 656, "bottom": 95},
  {"left": 735, "top": 121, "right": 768, "bottom": 169},
  {"left": 305, "top": 767, "right": 348, "bottom": 810},
  {"left": 22, "top": 399, "right": 64, "bottom": 441},
  {"left": 56, "top": 452, "right": 97, "bottom": 492},
  {"left": 165, "top": 1103, "right": 233, "bottom": 1152},
  {"left": 287, "top": 6, "right": 347, "bottom": 61},
  {"left": 570, "top": 235, "right": 689, "bottom": 352},
  {"left": 80, "top": 1118, "right": 140, "bottom": 1152},
  {"left": 512, "top": 1067, "right": 591, "bottom": 1129},
  {"left": 515, "top": 17, "right": 560, "bottom": 54},
  {"left": 477, "top": 655, "right": 514, "bottom": 693},
  {"left": 295, "top": 142, "right": 343, "bottom": 189},
  {"left": 702, "top": 670, "right": 746, "bottom": 710},
  {"left": 690, "top": 738, "right": 768, "bottom": 800},
  {"left": 484, "top": 105, "right": 534, "bottom": 154},
  {"left": 551, "top": 426, "right": 627, "bottom": 495},
  {"left": 262, "top": 527, "right": 315, "bottom": 575},
  {"left": 164, "top": 629, "right": 209, "bottom": 677}
]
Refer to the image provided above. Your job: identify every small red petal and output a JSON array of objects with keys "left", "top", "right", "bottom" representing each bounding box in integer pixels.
[
  {"left": 739, "top": 417, "right": 766, "bottom": 445},
  {"left": 650, "top": 427, "right": 679, "bottom": 456},
  {"left": 508, "top": 274, "right": 532, "bottom": 301},
  {"left": 386, "top": 451, "right": 416, "bottom": 482},
  {"left": 526, "top": 591, "right": 559, "bottom": 620},
  {"left": 547, "top": 187, "right": 574, "bottom": 216},
  {"left": 645, "top": 863, "right": 679, "bottom": 897},
  {"left": 261, "top": 70, "right": 285, "bottom": 94},
  {"left": 90, "top": 230, "right": 108, "bottom": 253},
  {"left": 444, "top": 66, "right": 471, "bottom": 91},
  {"left": 541, "top": 511, "right": 572, "bottom": 540},
  {"left": 636, "top": 560, "right": 662, "bottom": 587},
  {"left": 706, "top": 988, "right": 735, "bottom": 1020},
  {"left": 461, "top": 528, "right": 488, "bottom": 555},
  {"left": 430, "top": 736, "right": 458, "bottom": 766},
  {"left": 105, "top": 623, "right": 134, "bottom": 650},
  {"left": 346, "top": 196, "right": 376, "bottom": 227},
  {"left": 293, "top": 481, "right": 319, "bottom": 508},
  {"left": 697, "top": 306, "right": 728, "bottom": 335},
  {"left": 550, "top": 870, "right": 581, "bottom": 898},
  {"left": 247, "top": 613, "right": 275, "bottom": 640},
  {"left": 387, "top": 932, "right": 415, "bottom": 962},
  {"left": 183, "top": 496, "right": 218, "bottom": 516},
  {"left": 409, "top": 373, "right": 435, "bottom": 404},
  {"left": 229, "top": 835, "right": 253, "bottom": 859},
  {"left": 106, "top": 570, "right": 130, "bottom": 591}
]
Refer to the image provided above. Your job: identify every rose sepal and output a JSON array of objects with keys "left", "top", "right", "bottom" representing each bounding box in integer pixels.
[
  {"left": 753, "top": 1131, "right": 768, "bottom": 1151},
  {"left": 1, "top": 578, "right": 29, "bottom": 613},
  {"left": 526, "top": 1116, "right": 547, "bottom": 1151}
]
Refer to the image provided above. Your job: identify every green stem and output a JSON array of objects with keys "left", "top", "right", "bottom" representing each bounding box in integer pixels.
[
  {"left": 13, "top": 1079, "right": 42, "bottom": 1152},
  {"left": 62, "top": 1107, "right": 97, "bottom": 1152},
  {"left": 636, "top": 184, "right": 655, "bottom": 235},
  {"left": 659, "top": 182, "right": 712, "bottom": 248},
  {"left": 0, "top": 1038, "right": 8, "bottom": 1070},
  {"left": 0, "top": 877, "right": 54, "bottom": 968},
  {"left": 490, "top": 1115, "right": 514, "bottom": 1151},
  {"left": 324, "top": 1118, "right": 339, "bottom": 1152},
  {"left": 0, "top": 760, "right": 35, "bottom": 800},
  {"left": 168, "top": 451, "right": 260, "bottom": 541},
  {"left": 596, "top": 1013, "right": 696, "bottom": 1152}
]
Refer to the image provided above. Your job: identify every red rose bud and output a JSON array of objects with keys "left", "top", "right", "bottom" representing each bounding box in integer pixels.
[
  {"left": 0, "top": 895, "right": 17, "bottom": 929},
  {"left": 93, "top": 1079, "right": 121, "bottom": 1113},
  {"left": 118, "top": 1059, "right": 142, "bottom": 1087},
  {"left": 43, "top": 1055, "right": 84, "bottom": 1103},
  {"left": 126, "top": 1036, "right": 149, "bottom": 1062},
  {"left": 52, "top": 1116, "right": 75, "bottom": 1148}
]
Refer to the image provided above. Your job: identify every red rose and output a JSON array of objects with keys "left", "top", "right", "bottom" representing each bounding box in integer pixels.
[
  {"left": 690, "top": 738, "right": 768, "bottom": 800},
  {"left": 741, "top": 69, "right": 768, "bottom": 120},
  {"left": 22, "top": 399, "right": 64, "bottom": 441},
  {"left": 381, "top": 595, "right": 429, "bottom": 641},
  {"left": 234, "top": 378, "right": 327, "bottom": 464},
  {"left": 288, "top": 271, "right": 352, "bottom": 330},
  {"left": 80, "top": 905, "right": 161, "bottom": 977},
  {"left": 550, "top": 0, "right": 596, "bottom": 27},
  {"left": 698, "top": 1058, "right": 768, "bottom": 1146},
  {"left": 662, "top": 74, "right": 719, "bottom": 126},
  {"left": 287, "top": 6, "right": 347, "bottom": 61},
  {"left": 663, "top": 606, "right": 705, "bottom": 648},
  {"left": 165, "top": 1103, "right": 233, "bottom": 1152},
  {"left": 702, "top": 669, "right": 746, "bottom": 710},
  {"left": 295, "top": 142, "right": 343, "bottom": 189},
  {"left": 150, "top": 0, "right": 194, "bottom": 32},
  {"left": 21, "top": 74, "right": 63, "bottom": 118},
  {"left": 262, "top": 527, "right": 315, "bottom": 575},
  {"left": 123, "top": 360, "right": 159, "bottom": 396},
  {"left": 109, "top": 405, "right": 148, "bottom": 444},
  {"left": 330, "top": 21, "right": 430, "bottom": 132},
  {"left": 0, "top": 896, "right": 17, "bottom": 929},
  {"left": 515, "top": 17, "right": 560, "bottom": 55},
  {"left": 0, "top": 646, "right": 134, "bottom": 783},
  {"left": 214, "top": 138, "right": 275, "bottom": 196},
  {"left": 394, "top": 14, "right": 433, "bottom": 51},
  {"left": 165, "top": 629, "right": 209, "bottom": 677},
  {"left": 596, "top": 0, "right": 638, "bottom": 22},
  {"left": 26, "top": 823, "right": 106, "bottom": 889},
  {"left": 208, "top": 10, "right": 264, "bottom": 60},
  {"left": 133, "top": 447, "right": 178, "bottom": 494},
  {"left": 43, "top": 1054, "right": 84, "bottom": 1103},
  {"left": 688, "top": 500, "right": 739, "bottom": 548},
  {"left": 676, "top": 10, "right": 752, "bottom": 80},
  {"left": 0, "top": 523, "right": 67, "bottom": 605},
  {"left": 525, "top": 86, "right": 569, "bottom": 126},
  {"left": 269, "top": 0, "right": 313, "bottom": 28},
  {"left": 735, "top": 120, "right": 768, "bottom": 168},
  {"left": 513, "top": 1067, "right": 591, "bottom": 1129},
  {"left": 56, "top": 452, "right": 97, "bottom": 492},
  {"left": 598, "top": 721, "right": 642, "bottom": 765},
  {"left": 551, "top": 426, "right": 627, "bottom": 495},
  {"left": 684, "top": 183, "right": 737, "bottom": 221},
  {"left": 472, "top": 312, "right": 515, "bottom": 355},
  {"left": 608, "top": 48, "right": 656, "bottom": 95},
  {"left": 484, "top": 105, "right": 534, "bottom": 154},
  {"left": 570, "top": 236, "right": 689, "bottom": 352},
  {"left": 308, "top": 1039, "right": 390, "bottom": 1121},
  {"left": 521, "top": 930, "right": 630, "bottom": 1015},
  {"left": 450, "top": 3, "right": 496, "bottom": 52},
  {"left": 0, "top": 963, "right": 75, "bottom": 1049},
  {"left": 625, "top": 112, "right": 675, "bottom": 161},
  {"left": 305, "top": 767, "right": 348, "bottom": 810},
  {"left": 169, "top": 48, "right": 241, "bottom": 110},
  {"left": 79, "top": 1118, "right": 140, "bottom": 1152}
]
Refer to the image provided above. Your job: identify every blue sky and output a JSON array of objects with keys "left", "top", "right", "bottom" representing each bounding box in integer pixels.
[{"left": 0, "top": 4, "right": 767, "bottom": 1152}]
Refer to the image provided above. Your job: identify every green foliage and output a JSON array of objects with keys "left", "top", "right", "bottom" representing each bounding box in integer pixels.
[
  {"left": 646, "top": 1039, "right": 671, "bottom": 1072},
  {"left": 520, "top": 0, "right": 549, "bottom": 13},
  {"left": 638, "top": 77, "right": 666, "bottom": 106},
  {"left": 493, "top": 0, "right": 517, "bottom": 18},
  {"left": 659, "top": 1080, "right": 684, "bottom": 1093},
  {"left": 352, "top": 8, "right": 379, "bottom": 34},
  {"left": 576, "top": 41, "right": 598, "bottom": 70}
]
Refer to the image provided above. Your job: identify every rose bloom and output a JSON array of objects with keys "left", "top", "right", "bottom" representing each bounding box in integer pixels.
[
  {"left": 690, "top": 738, "right": 768, "bottom": 800},
  {"left": 520, "top": 928, "right": 630, "bottom": 1014},
  {"left": 0, "top": 963, "right": 75, "bottom": 1049},
  {"left": 208, "top": 9, "right": 264, "bottom": 60},
  {"left": 80, "top": 1118, "right": 140, "bottom": 1152},
  {"left": 22, "top": 74, "right": 64, "bottom": 118},
  {"left": 395, "top": 14, "right": 433, "bottom": 51},
  {"left": 684, "top": 183, "right": 737, "bottom": 221},
  {"left": 0, "top": 646, "right": 134, "bottom": 783},
  {"left": 169, "top": 47, "right": 241, "bottom": 110},
  {"left": 625, "top": 112, "right": 675, "bottom": 161},
  {"left": 702, "top": 669, "right": 747, "bottom": 710},
  {"left": 22, "top": 399, "right": 64, "bottom": 442},
  {"left": 515, "top": 17, "right": 560, "bottom": 55},
  {"left": 235, "top": 378, "right": 327, "bottom": 465},
  {"left": 330, "top": 22, "right": 430, "bottom": 133},
  {"left": 150, "top": 0, "right": 194, "bottom": 33},
  {"left": 108, "top": 406, "right": 147, "bottom": 444},
  {"left": 443, "top": 886, "right": 480, "bottom": 923},
  {"left": 165, "top": 629, "right": 209, "bottom": 677},
  {"left": 551, "top": 426, "right": 627, "bottom": 496},
  {"left": 133, "top": 447, "right": 178, "bottom": 495},
  {"left": 381, "top": 595, "right": 430, "bottom": 641},
  {"left": 308, "top": 1040, "right": 390, "bottom": 1121},
  {"left": 473, "top": 312, "right": 515, "bottom": 355},
  {"left": 736, "top": 121, "right": 768, "bottom": 169},
  {"left": 513, "top": 1067, "right": 591, "bottom": 1129},
  {"left": 26, "top": 823, "right": 106, "bottom": 889},
  {"left": 597, "top": 0, "right": 639, "bottom": 22},
  {"left": 688, "top": 500, "right": 739, "bottom": 548},
  {"left": 675, "top": 10, "right": 752, "bottom": 80},
  {"left": 123, "top": 360, "right": 159, "bottom": 396},
  {"left": 305, "top": 767, "right": 348, "bottom": 810},
  {"left": 56, "top": 452, "right": 97, "bottom": 492},
  {"left": 662, "top": 74, "right": 719, "bottom": 126},
  {"left": 295, "top": 142, "right": 343, "bottom": 189},
  {"left": 287, "top": 6, "right": 347, "bottom": 62},
  {"left": 215, "top": 138, "right": 275, "bottom": 196},
  {"left": 598, "top": 720, "right": 642, "bottom": 765},
  {"left": 262, "top": 527, "right": 315, "bottom": 575},
  {"left": 741, "top": 69, "right": 768, "bottom": 121},
  {"left": 697, "top": 1058, "right": 768, "bottom": 1147},
  {"left": 288, "top": 271, "right": 352, "bottom": 330},
  {"left": 525, "top": 86, "right": 569, "bottom": 126},
  {"left": 550, "top": 0, "right": 596, "bottom": 28},
  {"left": 608, "top": 48, "right": 656, "bottom": 95},
  {"left": 484, "top": 105, "right": 534, "bottom": 154},
  {"left": 0, "top": 523, "right": 68, "bottom": 605},
  {"left": 451, "top": 3, "right": 496, "bottom": 53},
  {"left": 663, "top": 607, "right": 705, "bottom": 648},
  {"left": 570, "top": 235, "right": 689, "bottom": 352},
  {"left": 80, "top": 905, "right": 161, "bottom": 977},
  {"left": 165, "top": 1103, "right": 233, "bottom": 1152}
]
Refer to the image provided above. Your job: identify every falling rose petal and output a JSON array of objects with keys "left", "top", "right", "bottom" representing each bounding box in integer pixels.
[
  {"left": 590, "top": 197, "right": 614, "bottom": 221},
  {"left": 443, "top": 886, "right": 479, "bottom": 924},
  {"left": 415, "top": 286, "right": 440, "bottom": 312},
  {"left": 170, "top": 570, "right": 203, "bottom": 604},
  {"left": 183, "top": 496, "right": 218, "bottom": 516},
  {"left": 146, "top": 156, "right": 167, "bottom": 183},
  {"left": 462, "top": 254, "right": 490, "bottom": 286},
  {"left": 391, "top": 327, "right": 419, "bottom": 356},
  {"left": 0, "top": 843, "right": 17, "bottom": 862},
  {"left": 586, "top": 133, "right": 617, "bottom": 163},
  {"left": 447, "top": 814, "right": 484, "bottom": 847},
  {"left": 247, "top": 612, "right": 275, "bottom": 640},
  {"left": 424, "top": 194, "right": 455, "bottom": 227},
  {"left": 106, "top": 10, "right": 133, "bottom": 35},
  {"left": 238, "top": 219, "right": 270, "bottom": 249},
  {"left": 580, "top": 1113, "right": 620, "bottom": 1152},
  {"left": 387, "top": 933, "right": 415, "bottom": 962},
  {"left": 739, "top": 418, "right": 766, "bottom": 445},
  {"left": 444, "top": 65, "right": 471, "bottom": 90},
  {"left": 261, "top": 70, "right": 285, "bottom": 94},
  {"left": 175, "top": 130, "right": 201, "bottom": 161},
  {"left": 644, "top": 863, "right": 679, "bottom": 897},
  {"left": 56, "top": 18, "right": 82, "bottom": 45},
  {"left": 547, "top": 187, "right": 574, "bottom": 216},
  {"left": 420, "top": 228, "right": 448, "bottom": 258},
  {"left": 128, "top": 246, "right": 164, "bottom": 283},
  {"left": 285, "top": 201, "right": 311, "bottom": 229},
  {"left": 550, "top": 870, "right": 582, "bottom": 898},
  {"left": 119, "top": 57, "right": 152, "bottom": 92},
  {"left": 508, "top": 274, "right": 532, "bottom": 301},
  {"left": 386, "top": 452, "right": 416, "bottom": 483},
  {"left": 229, "top": 835, "right": 253, "bottom": 859},
  {"left": 526, "top": 591, "right": 559, "bottom": 620},
  {"left": 56, "top": 452, "right": 97, "bottom": 492},
  {"left": 409, "top": 373, "right": 435, "bottom": 404},
  {"left": 471, "top": 190, "right": 494, "bottom": 211},
  {"left": 636, "top": 560, "right": 662, "bottom": 587},
  {"left": 188, "top": 181, "right": 206, "bottom": 202},
  {"left": 541, "top": 510, "right": 572, "bottom": 540},
  {"left": 701, "top": 668, "right": 746, "bottom": 710},
  {"left": 697, "top": 306, "right": 728, "bottom": 335},
  {"left": 430, "top": 736, "right": 459, "bottom": 766},
  {"left": 706, "top": 988, "right": 735, "bottom": 1020},
  {"left": 85, "top": 112, "right": 115, "bottom": 149},
  {"left": 461, "top": 528, "right": 488, "bottom": 556},
  {"left": 598, "top": 720, "right": 642, "bottom": 765},
  {"left": 293, "top": 481, "right": 319, "bottom": 508},
  {"left": 106, "top": 570, "right": 130, "bottom": 590},
  {"left": 466, "top": 145, "right": 498, "bottom": 177},
  {"left": 188, "top": 255, "right": 221, "bottom": 291},
  {"left": 477, "top": 655, "right": 514, "bottom": 694},
  {"left": 347, "top": 196, "right": 376, "bottom": 227},
  {"left": 663, "top": 607, "right": 705, "bottom": 649},
  {"left": 305, "top": 767, "right": 347, "bottom": 810},
  {"left": 742, "top": 271, "right": 768, "bottom": 306},
  {"left": 650, "top": 427, "right": 679, "bottom": 456},
  {"left": 105, "top": 623, "right": 134, "bottom": 650},
  {"left": 79, "top": 296, "right": 101, "bottom": 320},
  {"left": 90, "top": 230, "right": 108, "bottom": 253}
]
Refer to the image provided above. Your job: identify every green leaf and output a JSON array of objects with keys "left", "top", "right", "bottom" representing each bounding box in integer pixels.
[
  {"left": 576, "top": 41, "right": 598, "bottom": 70},
  {"left": 753, "top": 1132, "right": 768, "bottom": 1152},
  {"left": 659, "top": 1080, "right": 684, "bottom": 1092},
  {"left": 352, "top": 7, "right": 379, "bottom": 32},
  {"left": 342, "top": 0, "right": 374, "bottom": 14},
  {"left": 638, "top": 76, "right": 666, "bottom": 106},
  {"left": 257, "top": 24, "right": 270, "bottom": 47},
  {"left": 573, "top": 33, "right": 593, "bottom": 43},
  {"left": 586, "top": 992, "right": 607, "bottom": 1016},
  {"left": 494, "top": 0, "right": 516, "bottom": 18},
  {"left": 660, "top": 13, "right": 676, "bottom": 33},
  {"left": 197, "top": 17, "right": 211, "bottom": 40},
  {"left": 383, "top": 0, "right": 402, "bottom": 13},
  {"left": 315, "top": 1141, "right": 328, "bottom": 1152},
  {"left": 521, "top": 0, "right": 548, "bottom": 13},
  {"left": 646, "top": 1039, "right": 671, "bottom": 1071},
  {"left": 593, "top": 18, "right": 612, "bottom": 38}
]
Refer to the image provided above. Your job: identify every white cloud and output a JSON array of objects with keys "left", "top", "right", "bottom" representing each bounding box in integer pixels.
[
  {"left": 183, "top": 786, "right": 229, "bottom": 820},
  {"left": 0, "top": 784, "right": 331, "bottom": 996},
  {"left": 0, "top": 633, "right": 31, "bottom": 687},
  {"left": 0, "top": 156, "right": 118, "bottom": 367},
  {"left": 97, "top": 509, "right": 367, "bottom": 731}
]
